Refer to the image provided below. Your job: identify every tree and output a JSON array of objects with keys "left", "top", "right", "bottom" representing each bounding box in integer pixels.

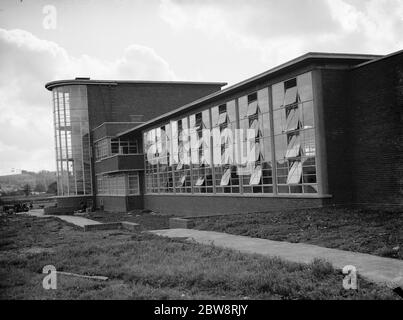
[
  {"left": 46, "top": 181, "right": 57, "bottom": 195},
  {"left": 23, "top": 184, "right": 31, "bottom": 196},
  {"left": 34, "top": 183, "right": 46, "bottom": 193}
]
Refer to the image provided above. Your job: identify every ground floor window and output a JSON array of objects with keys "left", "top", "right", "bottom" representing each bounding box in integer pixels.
[
  {"left": 143, "top": 71, "right": 319, "bottom": 196},
  {"left": 96, "top": 172, "right": 140, "bottom": 196}
]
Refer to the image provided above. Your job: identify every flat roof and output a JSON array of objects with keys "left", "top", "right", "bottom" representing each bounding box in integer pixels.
[
  {"left": 45, "top": 79, "right": 227, "bottom": 91},
  {"left": 352, "top": 48, "right": 403, "bottom": 69},
  {"left": 116, "top": 51, "right": 383, "bottom": 137}
]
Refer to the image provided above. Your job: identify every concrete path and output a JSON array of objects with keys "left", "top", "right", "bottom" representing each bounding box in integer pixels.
[
  {"left": 150, "top": 228, "right": 403, "bottom": 288},
  {"left": 18, "top": 209, "right": 101, "bottom": 228}
]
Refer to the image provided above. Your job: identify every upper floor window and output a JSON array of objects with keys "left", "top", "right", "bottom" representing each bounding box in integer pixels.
[{"left": 95, "top": 137, "right": 139, "bottom": 161}]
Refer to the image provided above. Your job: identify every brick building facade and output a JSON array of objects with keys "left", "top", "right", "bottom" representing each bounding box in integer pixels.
[{"left": 45, "top": 50, "right": 403, "bottom": 216}]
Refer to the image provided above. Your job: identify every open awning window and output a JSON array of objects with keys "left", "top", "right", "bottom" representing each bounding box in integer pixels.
[
  {"left": 247, "top": 100, "right": 259, "bottom": 117},
  {"left": 249, "top": 119, "right": 262, "bottom": 138},
  {"left": 285, "top": 134, "right": 301, "bottom": 158},
  {"left": 221, "top": 145, "right": 233, "bottom": 165},
  {"left": 249, "top": 165, "right": 262, "bottom": 185},
  {"left": 178, "top": 174, "right": 186, "bottom": 187},
  {"left": 218, "top": 112, "right": 228, "bottom": 126},
  {"left": 220, "top": 168, "right": 231, "bottom": 186},
  {"left": 195, "top": 176, "right": 205, "bottom": 186},
  {"left": 284, "top": 86, "right": 298, "bottom": 106},
  {"left": 287, "top": 161, "right": 302, "bottom": 184},
  {"left": 195, "top": 113, "right": 203, "bottom": 130},
  {"left": 254, "top": 142, "right": 263, "bottom": 162},
  {"left": 285, "top": 107, "right": 300, "bottom": 132}
]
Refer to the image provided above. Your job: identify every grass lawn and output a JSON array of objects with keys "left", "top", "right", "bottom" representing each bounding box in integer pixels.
[
  {"left": 193, "top": 207, "right": 403, "bottom": 260},
  {"left": 0, "top": 215, "right": 399, "bottom": 300}
]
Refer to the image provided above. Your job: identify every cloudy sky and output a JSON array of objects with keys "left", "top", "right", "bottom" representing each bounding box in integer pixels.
[{"left": 0, "top": 0, "right": 402, "bottom": 174}]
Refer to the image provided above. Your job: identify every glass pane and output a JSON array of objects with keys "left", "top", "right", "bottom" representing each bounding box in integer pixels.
[
  {"left": 274, "top": 134, "right": 288, "bottom": 160},
  {"left": 249, "top": 165, "right": 262, "bottom": 185},
  {"left": 202, "top": 110, "right": 210, "bottom": 129},
  {"left": 258, "top": 88, "right": 270, "bottom": 114},
  {"left": 238, "top": 96, "right": 248, "bottom": 120},
  {"left": 287, "top": 161, "right": 302, "bottom": 184},
  {"left": 227, "top": 100, "right": 236, "bottom": 123},
  {"left": 285, "top": 107, "right": 300, "bottom": 132},
  {"left": 247, "top": 101, "right": 258, "bottom": 117},
  {"left": 302, "top": 101, "right": 314, "bottom": 129},
  {"left": 272, "top": 82, "right": 284, "bottom": 110},
  {"left": 297, "top": 72, "right": 313, "bottom": 102},
  {"left": 263, "top": 137, "right": 271, "bottom": 162},
  {"left": 285, "top": 134, "right": 301, "bottom": 158},
  {"left": 52, "top": 85, "right": 92, "bottom": 196},
  {"left": 284, "top": 86, "right": 298, "bottom": 106},
  {"left": 273, "top": 109, "right": 286, "bottom": 135},
  {"left": 220, "top": 168, "right": 231, "bottom": 186},
  {"left": 211, "top": 106, "right": 219, "bottom": 127},
  {"left": 257, "top": 113, "right": 268, "bottom": 138},
  {"left": 301, "top": 129, "right": 316, "bottom": 157}
]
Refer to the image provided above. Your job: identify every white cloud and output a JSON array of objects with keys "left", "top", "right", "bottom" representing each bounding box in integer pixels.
[
  {"left": 0, "top": 28, "right": 176, "bottom": 172},
  {"left": 326, "top": 0, "right": 403, "bottom": 53},
  {"left": 159, "top": 0, "right": 403, "bottom": 65}
]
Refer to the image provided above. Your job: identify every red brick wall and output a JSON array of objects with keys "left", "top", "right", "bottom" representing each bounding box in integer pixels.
[
  {"left": 321, "top": 53, "right": 403, "bottom": 208},
  {"left": 87, "top": 83, "right": 223, "bottom": 129},
  {"left": 349, "top": 53, "right": 403, "bottom": 207},
  {"left": 320, "top": 68, "right": 353, "bottom": 204},
  {"left": 144, "top": 194, "right": 330, "bottom": 217}
]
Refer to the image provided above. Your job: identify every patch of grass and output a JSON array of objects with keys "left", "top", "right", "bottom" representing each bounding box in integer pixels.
[
  {"left": 193, "top": 207, "right": 403, "bottom": 260},
  {"left": 0, "top": 215, "right": 398, "bottom": 300}
]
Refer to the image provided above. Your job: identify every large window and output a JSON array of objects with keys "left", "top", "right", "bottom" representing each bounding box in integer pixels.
[
  {"left": 96, "top": 172, "right": 140, "bottom": 196},
  {"left": 143, "top": 71, "right": 317, "bottom": 196},
  {"left": 212, "top": 101, "right": 239, "bottom": 193},
  {"left": 53, "top": 85, "right": 92, "bottom": 196},
  {"left": 190, "top": 110, "right": 213, "bottom": 193},
  {"left": 95, "top": 138, "right": 138, "bottom": 161},
  {"left": 173, "top": 118, "right": 192, "bottom": 193},
  {"left": 238, "top": 89, "right": 273, "bottom": 194},
  {"left": 272, "top": 73, "right": 317, "bottom": 194}
]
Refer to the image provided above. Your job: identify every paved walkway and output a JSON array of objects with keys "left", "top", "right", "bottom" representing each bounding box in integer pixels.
[
  {"left": 18, "top": 209, "right": 101, "bottom": 228},
  {"left": 150, "top": 228, "right": 403, "bottom": 288}
]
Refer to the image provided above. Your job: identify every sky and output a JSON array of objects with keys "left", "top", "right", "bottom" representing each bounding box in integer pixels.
[{"left": 0, "top": 0, "right": 402, "bottom": 175}]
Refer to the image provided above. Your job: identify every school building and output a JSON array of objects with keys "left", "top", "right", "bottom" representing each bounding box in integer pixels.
[{"left": 45, "top": 50, "right": 403, "bottom": 216}]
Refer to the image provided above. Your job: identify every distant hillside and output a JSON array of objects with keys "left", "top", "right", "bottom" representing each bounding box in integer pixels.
[{"left": 0, "top": 170, "right": 56, "bottom": 195}]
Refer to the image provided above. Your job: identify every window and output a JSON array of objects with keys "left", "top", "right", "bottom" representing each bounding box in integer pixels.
[
  {"left": 287, "top": 161, "right": 302, "bottom": 184},
  {"left": 249, "top": 165, "right": 262, "bottom": 185},
  {"left": 247, "top": 100, "right": 258, "bottom": 117},
  {"left": 97, "top": 172, "right": 139, "bottom": 196},
  {"left": 128, "top": 173, "right": 140, "bottom": 195},
  {"left": 240, "top": 90, "right": 273, "bottom": 194},
  {"left": 220, "top": 168, "right": 231, "bottom": 186},
  {"left": 143, "top": 72, "right": 317, "bottom": 196},
  {"left": 272, "top": 72, "right": 317, "bottom": 194},
  {"left": 284, "top": 86, "right": 298, "bottom": 106},
  {"left": 95, "top": 138, "right": 138, "bottom": 161},
  {"left": 53, "top": 86, "right": 92, "bottom": 196},
  {"left": 195, "top": 176, "right": 205, "bottom": 186},
  {"left": 285, "top": 106, "right": 300, "bottom": 132},
  {"left": 285, "top": 133, "right": 301, "bottom": 159}
]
